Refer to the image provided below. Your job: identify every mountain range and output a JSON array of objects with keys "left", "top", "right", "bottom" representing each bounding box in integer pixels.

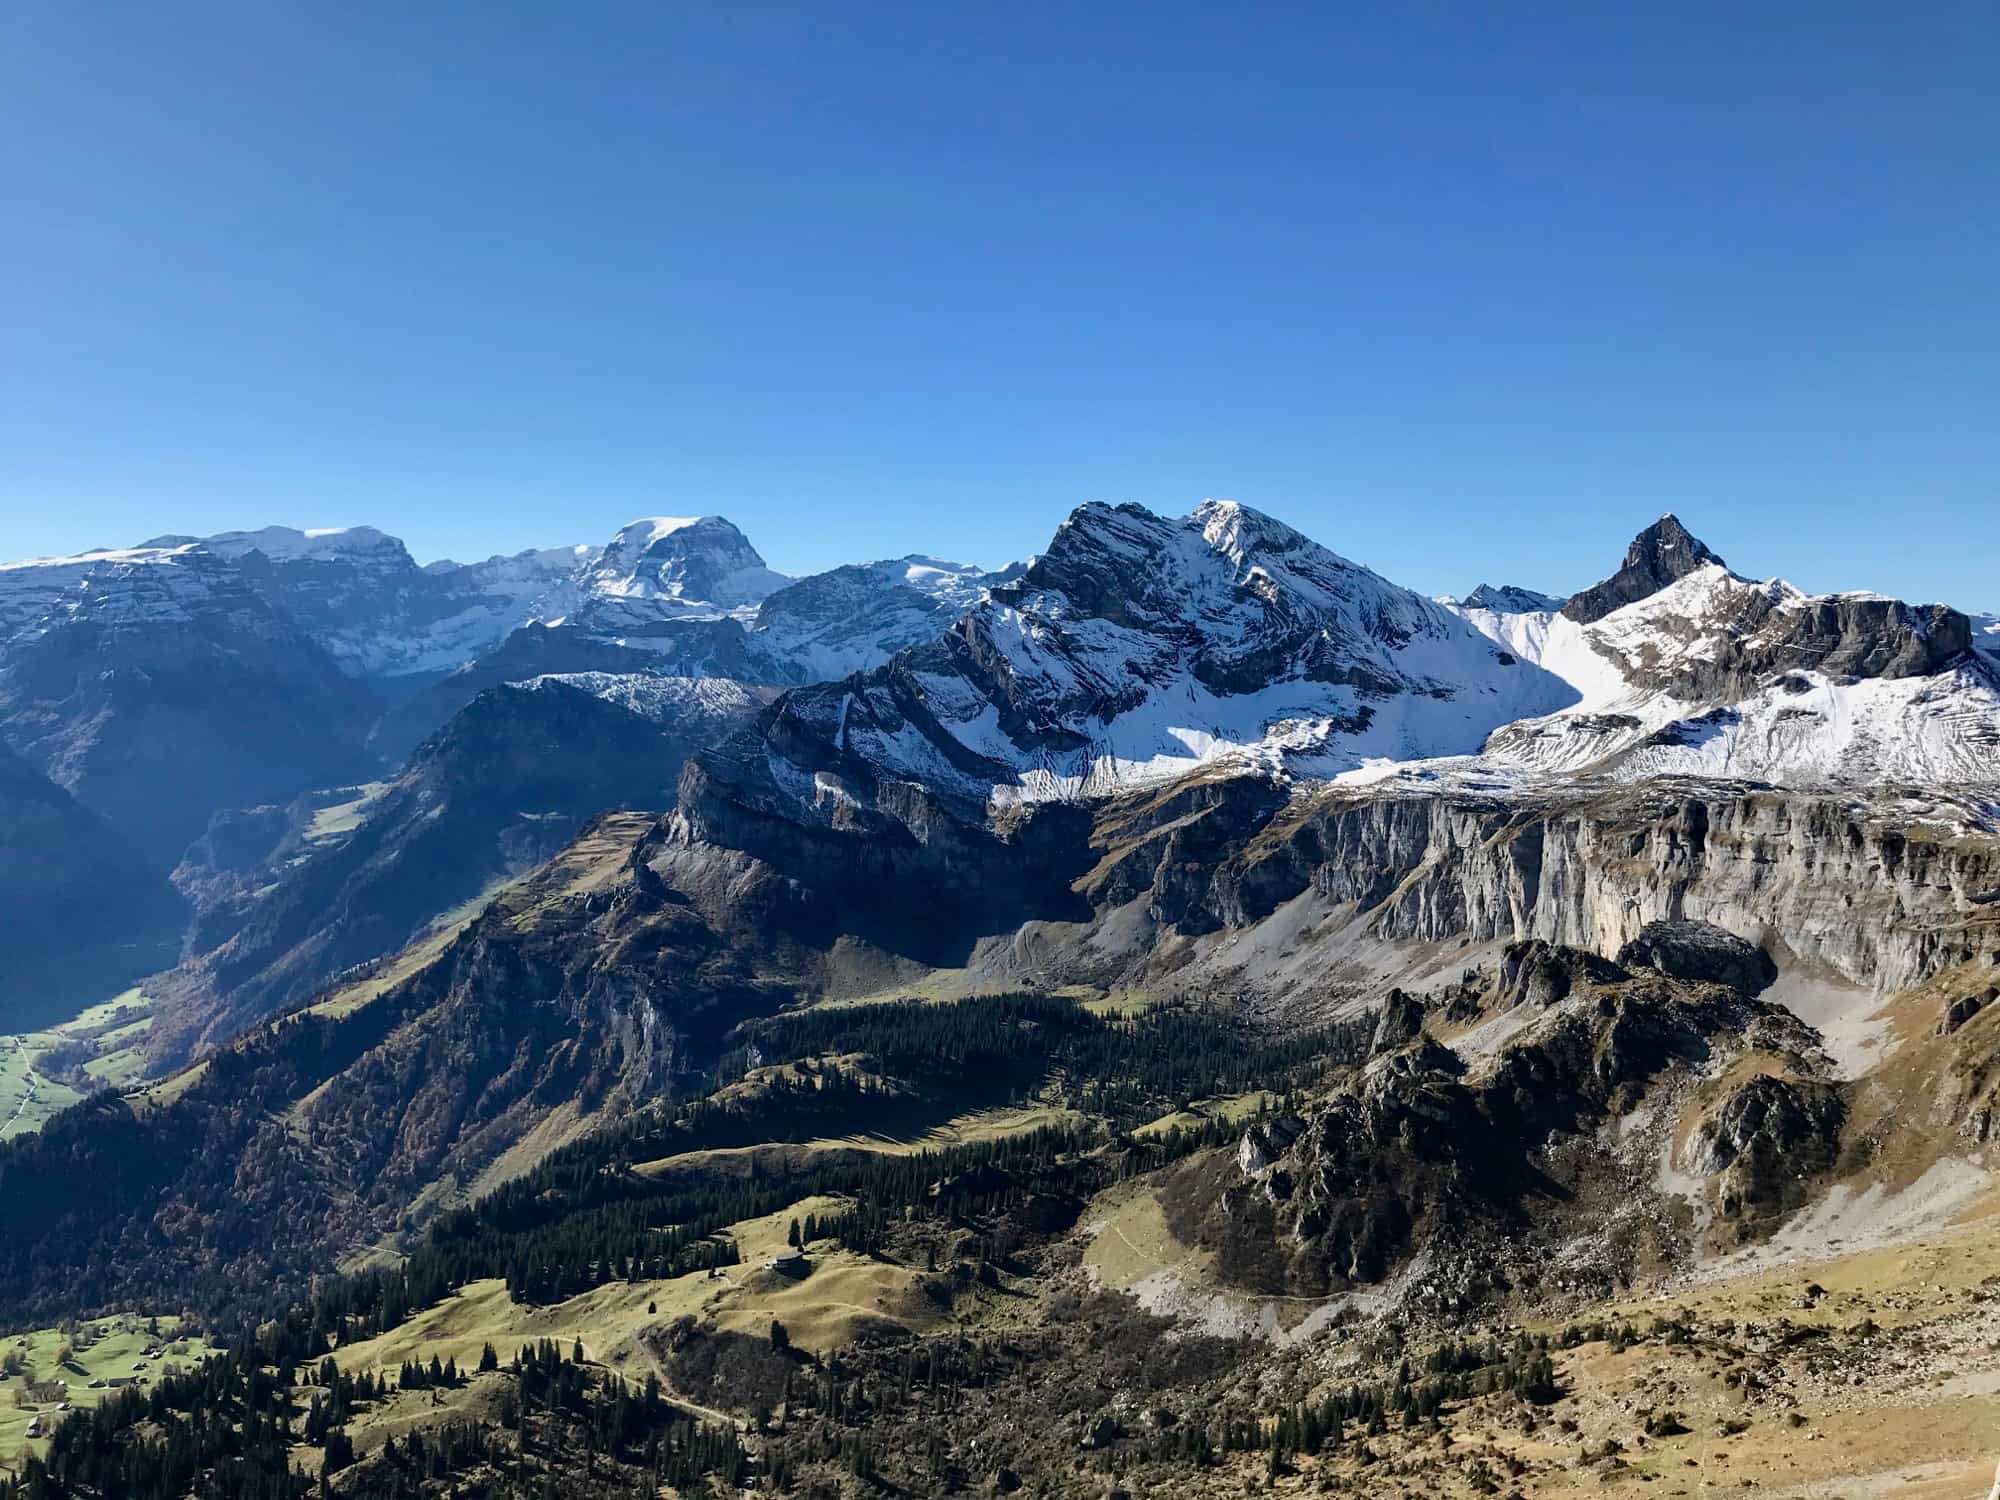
[
  {"left": 4, "top": 502, "right": 1995, "bottom": 1035},
  {"left": 3, "top": 499, "right": 1999, "bottom": 1495}
]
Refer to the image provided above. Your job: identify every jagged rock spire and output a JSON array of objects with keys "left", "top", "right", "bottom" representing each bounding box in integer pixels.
[{"left": 1562, "top": 514, "right": 1725, "bottom": 624}]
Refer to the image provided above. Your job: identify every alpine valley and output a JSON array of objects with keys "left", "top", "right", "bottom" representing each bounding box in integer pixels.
[{"left": 2, "top": 501, "right": 1999, "bottom": 1500}]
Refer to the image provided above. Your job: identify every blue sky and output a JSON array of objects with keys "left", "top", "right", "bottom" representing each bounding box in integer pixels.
[{"left": 3, "top": 2, "right": 1996, "bottom": 608}]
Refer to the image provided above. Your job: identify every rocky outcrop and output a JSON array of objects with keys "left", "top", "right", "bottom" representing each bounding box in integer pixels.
[
  {"left": 1689, "top": 1073, "right": 1846, "bottom": 1225},
  {"left": 1617, "top": 920, "right": 1776, "bottom": 996},
  {"left": 1493, "top": 941, "right": 1627, "bottom": 1009},
  {"left": 1940, "top": 989, "right": 1995, "bottom": 1036},
  {"left": 1370, "top": 989, "right": 1429, "bottom": 1052},
  {"left": 1177, "top": 942, "right": 1846, "bottom": 1301},
  {"left": 1460, "top": 583, "right": 1564, "bottom": 614},
  {"left": 1563, "top": 514, "right": 1726, "bottom": 624},
  {"left": 1184, "top": 951, "right": 1775, "bottom": 1296}
]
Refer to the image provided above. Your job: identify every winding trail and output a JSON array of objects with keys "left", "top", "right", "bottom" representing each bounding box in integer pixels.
[{"left": 2, "top": 1071, "right": 40, "bottom": 1133}]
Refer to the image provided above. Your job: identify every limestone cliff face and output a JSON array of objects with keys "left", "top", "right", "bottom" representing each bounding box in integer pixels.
[{"left": 1124, "top": 779, "right": 2000, "bottom": 995}]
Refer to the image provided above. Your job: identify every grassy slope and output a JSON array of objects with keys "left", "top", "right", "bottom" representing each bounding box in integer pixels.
[
  {"left": 0, "top": 1316, "right": 219, "bottom": 1467},
  {"left": 329, "top": 1193, "right": 939, "bottom": 1385},
  {"left": 1084, "top": 1160, "right": 2000, "bottom": 1498}
]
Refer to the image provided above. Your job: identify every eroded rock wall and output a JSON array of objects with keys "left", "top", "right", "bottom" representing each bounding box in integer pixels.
[{"left": 1189, "top": 784, "right": 2000, "bottom": 994}]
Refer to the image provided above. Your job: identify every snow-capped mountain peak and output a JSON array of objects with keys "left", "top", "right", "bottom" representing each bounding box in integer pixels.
[
  {"left": 177, "top": 524, "right": 410, "bottom": 567},
  {"left": 1451, "top": 522, "right": 1998, "bottom": 788},
  {"left": 0, "top": 540, "right": 224, "bottom": 644},
  {"left": 706, "top": 500, "right": 1582, "bottom": 816},
  {"left": 575, "top": 515, "right": 789, "bottom": 617}
]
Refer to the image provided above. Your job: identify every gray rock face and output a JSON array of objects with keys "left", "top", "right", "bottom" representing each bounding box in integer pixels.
[
  {"left": 1606, "top": 587, "right": 1976, "bottom": 703},
  {"left": 1692, "top": 1073, "right": 1846, "bottom": 1223},
  {"left": 1563, "top": 514, "right": 1726, "bottom": 624},
  {"left": 1136, "top": 777, "right": 2000, "bottom": 996},
  {"left": 1939, "top": 991, "right": 1994, "bottom": 1036},
  {"left": 1460, "top": 583, "right": 1565, "bottom": 613}
]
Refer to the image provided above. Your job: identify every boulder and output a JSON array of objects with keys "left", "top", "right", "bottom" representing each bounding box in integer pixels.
[
  {"left": 1940, "top": 993, "right": 1990, "bottom": 1036},
  {"left": 1618, "top": 921, "right": 1776, "bottom": 997}
]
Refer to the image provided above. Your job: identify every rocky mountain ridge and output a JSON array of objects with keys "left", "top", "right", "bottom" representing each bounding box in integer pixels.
[
  {"left": 7, "top": 498, "right": 1996, "bottom": 1094},
  {"left": 0, "top": 542, "right": 378, "bottom": 865},
  {"left": 1455, "top": 582, "right": 1566, "bottom": 614},
  {"left": 1456, "top": 535, "right": 1998, "bottom": 786},
  {"left": 151, "top": 672, "right": 772, "bottom": 1064},
  {"left": 0, "top": 514, "right": 1004, "bottom": 864}
]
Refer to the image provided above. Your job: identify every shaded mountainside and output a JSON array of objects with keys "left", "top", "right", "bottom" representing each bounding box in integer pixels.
[
  {"left": 0, "top": 813, "right": 790, "bottom": 1320},
  {"left": 0, "top": 739, "right": 185, "bottom": 1028},
  {"left": 151, "top": 674, "right": 768, "bottom": 1064},
  {"left": 0, "top": 545, "right": 377, "bottom": 866},
  {"left": 365, "top": 619, "right": 762, "bottom": 763}
]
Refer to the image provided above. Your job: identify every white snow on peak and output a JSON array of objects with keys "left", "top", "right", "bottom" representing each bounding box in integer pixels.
[
  {"left": 894, "top": 555, "right": 991, "bottom": 606},
  {"left": 193, "top": 525, "right": 406, "bottom": 563},
  {"left": 0, "top": 542, "right": 199, "bottom": 572},
  {"left": 0, "top": 542, "right": 225, "bottom": 644},
  {"left": 569, "top": 514, "right": 789, "bottom": 620},
  {"left": 618, "top": 516, "right": 705, "bottom": 548},
  {"left": 1976, "top": 613, "right": 2000, "bottom": 666},
  {"left": 1448, "top": 564, "right": 2000, "bottom": 788},
  {"left": 519, "top": 671, "right": 765, "bottom": 724},
  {"left": 772, "top": 500, "right": 1583, "bottom": 811}
]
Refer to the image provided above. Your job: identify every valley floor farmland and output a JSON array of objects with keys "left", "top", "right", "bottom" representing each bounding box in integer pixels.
[{"left": 0, "top": 986, "right": 154, "bottom": 1141}]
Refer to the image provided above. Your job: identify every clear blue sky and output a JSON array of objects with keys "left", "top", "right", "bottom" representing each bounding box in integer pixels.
[{"left": 4, "top": 2, "right": 1996, "bottom": 608}]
